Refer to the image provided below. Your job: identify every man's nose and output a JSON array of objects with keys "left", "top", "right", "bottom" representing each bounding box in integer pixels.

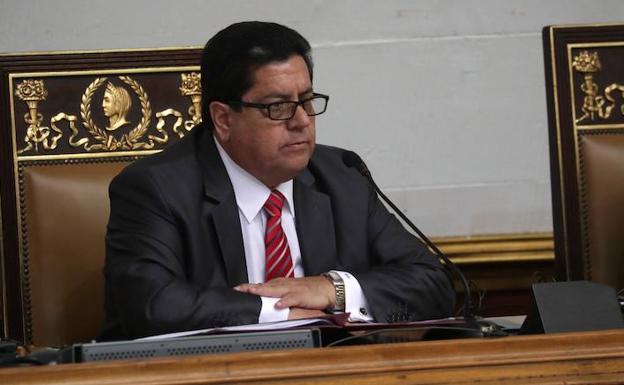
[{"left": 287, "top": 104, "right": 311, "bottom": 129}]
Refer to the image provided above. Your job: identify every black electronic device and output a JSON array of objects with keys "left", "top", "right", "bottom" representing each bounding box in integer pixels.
[
  {"left": 0, "top": 339, "right": 17, "bottom": 357},
  {"left": 520, "top": 281, "right": 624, "bottom": 334},
  {"left": 61, "top": 328, "right": 320, "bottom": 363}
]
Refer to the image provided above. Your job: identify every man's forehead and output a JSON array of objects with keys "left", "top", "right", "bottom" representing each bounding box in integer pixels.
[
  {"left": 250, "top": 55, "right": 310, "bottom": 77},
  {"left": 246, "top": 56, "right": 312, "bottom": 97}
]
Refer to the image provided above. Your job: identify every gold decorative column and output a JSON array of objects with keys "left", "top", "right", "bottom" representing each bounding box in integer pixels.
[
  {"left": 15, "top": 80, "right": 52, "bottom": 153},
  {"left": 572, "top": 51, "right": 602, "bottom": 123},
  {"left": 179, "top": 72, "right": 202, "bottom": 130}
]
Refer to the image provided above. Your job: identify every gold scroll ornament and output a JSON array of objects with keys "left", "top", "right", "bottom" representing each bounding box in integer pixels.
[
  {"left": 155, "top": 72, "right": 202, "bottom": 140},
  {"left": 16, "top": 73, "right": 202, "bottom": 154},
  {"left": 573, "top": 50, "right": 624, "bottom": 124}
]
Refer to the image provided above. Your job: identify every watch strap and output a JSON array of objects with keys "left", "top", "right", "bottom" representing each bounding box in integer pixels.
[{"left": 322, "top": 271, "right": 345, "bottom": 313}]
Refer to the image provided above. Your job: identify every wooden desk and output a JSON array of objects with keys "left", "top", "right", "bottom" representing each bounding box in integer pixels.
[{"left": 2, "top": 329, "right": 624, "bottom": 384}]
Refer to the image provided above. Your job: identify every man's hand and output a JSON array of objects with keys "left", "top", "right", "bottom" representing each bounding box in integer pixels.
[
  {"left": 234, "top": 276, "right": 336, "bottom": 310},
  {"left": 288, "top": 307, "right": 325, "bottom": 320}
]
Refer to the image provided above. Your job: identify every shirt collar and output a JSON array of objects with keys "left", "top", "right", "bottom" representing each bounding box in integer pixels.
[{"left": 215, "top": 136, "right": 294, "bottom": 224}]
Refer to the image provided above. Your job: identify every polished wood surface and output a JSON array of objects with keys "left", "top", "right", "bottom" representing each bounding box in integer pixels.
[{"left": 2, "top": 329, "right": 624, "bottom": 384}]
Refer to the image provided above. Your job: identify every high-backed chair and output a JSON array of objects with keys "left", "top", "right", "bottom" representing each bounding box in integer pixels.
[
  {"left": 543, "top": 24, "right": 624, "bottom": 292},
  {"left": 0, "top": 48, "right": 202, "bottom": 346}
]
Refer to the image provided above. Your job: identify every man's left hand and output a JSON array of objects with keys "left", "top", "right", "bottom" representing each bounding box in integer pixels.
[{"left": 234, "top": 276, "right": 335, "bottom": 310}]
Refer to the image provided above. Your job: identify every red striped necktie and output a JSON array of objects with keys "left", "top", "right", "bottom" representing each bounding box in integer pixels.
[{"left": 263, "top": 190, "right": 294, "bottom": 281}]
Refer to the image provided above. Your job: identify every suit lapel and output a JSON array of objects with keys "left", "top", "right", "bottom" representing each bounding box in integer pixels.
[
  {"left": 294, "top": 169, "right": 337, "bottom": 275},
  {"left": 197, "top": 129, "right": 248, "bottom": 286}
]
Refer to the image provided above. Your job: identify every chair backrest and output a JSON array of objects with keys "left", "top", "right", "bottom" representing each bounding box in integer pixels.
[
  {"left": 0, "top": 48, "right": 201, "bottom": 346},
  {"left": 543, "top": 24, "right": 624, "bottom": 292},
  {"left": 21, "top": 162, "right": 129, "bottom": 345}
]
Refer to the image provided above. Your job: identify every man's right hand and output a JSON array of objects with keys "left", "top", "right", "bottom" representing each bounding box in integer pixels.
[
  {"left": 287, "top": 307, "right": 325, "bottom": 320},
  {"left": 234, "top": 276, "right": 335, "bottom": 310}
]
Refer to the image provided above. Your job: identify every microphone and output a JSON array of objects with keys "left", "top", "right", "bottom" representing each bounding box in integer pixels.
[{"left": 342, "top": 151, "right": 477, "bottom": 325}]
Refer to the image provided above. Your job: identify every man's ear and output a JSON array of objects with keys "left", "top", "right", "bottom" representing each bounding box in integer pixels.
[{"left": 209, "top": 101, "right": 232, "bottom": 142}]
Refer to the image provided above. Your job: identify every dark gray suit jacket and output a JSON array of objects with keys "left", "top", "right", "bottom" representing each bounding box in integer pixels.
[{"left": 100, "top": 125, "right": 454, "bottom": 340}]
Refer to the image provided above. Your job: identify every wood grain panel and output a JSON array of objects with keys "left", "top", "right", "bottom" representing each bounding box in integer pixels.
[{"left": 2, "top": 329, "right": 624, "bottom": 385}]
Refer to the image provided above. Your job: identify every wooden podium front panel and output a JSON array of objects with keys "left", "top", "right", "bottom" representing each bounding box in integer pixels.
[{"left": 1, "top": 329, "right": 624, "bottom": 385}]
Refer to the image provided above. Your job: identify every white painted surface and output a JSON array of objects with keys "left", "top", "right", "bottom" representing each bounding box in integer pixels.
[{"left": 2, "top": 0, "right": 622, "bottom": 236}]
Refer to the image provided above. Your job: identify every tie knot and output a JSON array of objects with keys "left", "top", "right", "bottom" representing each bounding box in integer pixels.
[{"left": 264, "top": 190, "right": 285, "bottom": 217}]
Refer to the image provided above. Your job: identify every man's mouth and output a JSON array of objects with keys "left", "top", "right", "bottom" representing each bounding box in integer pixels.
[{"left": 284, "top": 140, "right": 308, "bottom": 148}]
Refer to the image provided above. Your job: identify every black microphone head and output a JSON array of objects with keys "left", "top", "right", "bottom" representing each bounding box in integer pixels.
[
  {"left": 342, "top": 150, "right": 370, "bottom": 177},
  {"left": 342, "top": 150, "right": 363, "bottom": 169}
]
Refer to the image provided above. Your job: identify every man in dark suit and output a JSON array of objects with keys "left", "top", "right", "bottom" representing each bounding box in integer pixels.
[{"left": 101, "top": 21, "right": 454, "bottom": 341}]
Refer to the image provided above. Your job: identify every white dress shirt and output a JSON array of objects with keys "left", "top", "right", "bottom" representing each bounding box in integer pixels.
[{"left": 215, "top": 138, "right": 372, "bottom": 322}]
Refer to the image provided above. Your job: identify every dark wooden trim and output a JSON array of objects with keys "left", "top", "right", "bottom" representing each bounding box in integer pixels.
[{"left": 543, "top": 24, "right": 624, "bottom": 284}]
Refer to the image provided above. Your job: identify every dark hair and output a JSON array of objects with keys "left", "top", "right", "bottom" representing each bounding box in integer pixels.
[{"left": 200, "top": 21, "right": 313, "bottom": 129}]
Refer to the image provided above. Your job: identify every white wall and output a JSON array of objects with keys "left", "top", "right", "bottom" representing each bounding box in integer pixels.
[{"left": 2, "top": 0, "right": 623, "bottom": 236}]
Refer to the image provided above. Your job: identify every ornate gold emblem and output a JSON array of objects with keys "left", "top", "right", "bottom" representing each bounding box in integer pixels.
[
  {"left": 573, "top": 50, "right": 624, "bottom": 124},
  {"left": 102, "top": 82, "right": 133, "bottom": 131},
  {"left": 15, "top": 71, "right": 203, "bottom": 155},
  {"left": 78, "top": 76, "right": 152, "bottom": 150},
  {"left": 15, "top": 80, "right": 62, "bottom": 154}
]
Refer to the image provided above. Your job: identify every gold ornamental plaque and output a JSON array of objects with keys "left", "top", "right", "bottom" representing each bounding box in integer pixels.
[{"left": 11, "top": 67, "right": 202, "bottom": 160}]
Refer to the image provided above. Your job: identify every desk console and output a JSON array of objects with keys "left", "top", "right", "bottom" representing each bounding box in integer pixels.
[{"left": 63, "top": 329, "right": 320, "bottom": 363}]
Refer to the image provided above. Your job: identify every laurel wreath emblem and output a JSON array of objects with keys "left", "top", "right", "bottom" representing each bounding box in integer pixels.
[{"left": 80, "top": 76, "right": 152, "bottom": 150}]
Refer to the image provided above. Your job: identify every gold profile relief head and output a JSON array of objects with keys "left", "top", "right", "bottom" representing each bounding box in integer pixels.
[{"left": 102, "top": 82, "right": 132, "bottom": 131}]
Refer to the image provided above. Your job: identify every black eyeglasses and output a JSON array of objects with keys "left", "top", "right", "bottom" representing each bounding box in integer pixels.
[{"left": 226, "top": 93, "right": 329, "bottom": 121}]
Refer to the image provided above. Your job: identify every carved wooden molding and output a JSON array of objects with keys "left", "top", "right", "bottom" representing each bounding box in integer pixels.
[
  {"left": 435, "top": 232, "right": 554, "bottom": 265},
  {"left": 1, "top": 329, "right": 623, "bottom": 384}
]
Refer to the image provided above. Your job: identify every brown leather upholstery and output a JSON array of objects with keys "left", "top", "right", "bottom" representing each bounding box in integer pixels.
[
  {"left": 544, "top": 24, "right": 624, "bottom": 292},
  {"left": 21, "top": 161, "right": 129, "bottom": 346},
  {"left": 579, "top": 134, "right": 624, "bottom": 289}
]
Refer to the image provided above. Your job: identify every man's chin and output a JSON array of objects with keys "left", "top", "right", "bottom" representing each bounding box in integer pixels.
[{"left": 277, "top": 155, "right": 312, "bottom": 180}]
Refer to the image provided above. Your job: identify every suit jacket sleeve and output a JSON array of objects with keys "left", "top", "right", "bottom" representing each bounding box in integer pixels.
[
  {"left": 103, "top": 164, "right": 261, "bottom": 340},
  {"left": 355, "top": 180, "right": 456, "bottom": 322},
  {"left": 307, "top": 146, "right": 455, "bottom": 323}
]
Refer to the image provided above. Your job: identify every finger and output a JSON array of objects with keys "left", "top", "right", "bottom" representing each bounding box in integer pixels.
[
  {"left": 275, "top": 296, "right": 296, "bottom": 309},
  {"left": 275, "top": 292, "right": 310, "bottom": 309},
  {"left": 249, "top": 284, "right": 290, "bottom": 298},
  {"left": 262, "top": 277, "right": 296, "bottom": 287},
  {"left": 233, "top": 284, "right": 253, "bottom": 292},
  {"left": 288, "top": 307, "right": 326, "bottom": 320}
]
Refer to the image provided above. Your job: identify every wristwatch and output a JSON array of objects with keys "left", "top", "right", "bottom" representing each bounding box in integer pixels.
[{"left": 322, "top": 271, "right": 345, "bottom": 313}]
